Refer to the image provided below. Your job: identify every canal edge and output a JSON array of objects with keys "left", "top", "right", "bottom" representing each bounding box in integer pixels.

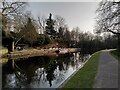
[{"left": 58, "top": 54, "right": 93, "bottom": 88}]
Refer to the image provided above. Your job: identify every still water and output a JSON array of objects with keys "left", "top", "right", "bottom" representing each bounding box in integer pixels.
[{"left": 2, "top": 52, "right": 90, "bottom": 88}]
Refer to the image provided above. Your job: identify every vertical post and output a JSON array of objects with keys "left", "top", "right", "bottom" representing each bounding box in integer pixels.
[
  {"left": 117, "top": 2, "right": 120, "bottom": 89},
  {"left": 12, "top": 41, "right": 14, "bottom": 52},
  {"left": 8, "top": 38, "right": 14, "bottom": 53},
  {"left": 12, "top": 59, "right": 14, "bottom": 69},
  {"left": 118, "top": 2, "right": 120, "bottom": 51},
  {"left": 8, "top": 59, "right": 14, "bottom": 70}
]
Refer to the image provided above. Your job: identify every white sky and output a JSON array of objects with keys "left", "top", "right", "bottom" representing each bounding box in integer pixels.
[{"left": 27, "top": 2, "right": 99, "bottom": 33}]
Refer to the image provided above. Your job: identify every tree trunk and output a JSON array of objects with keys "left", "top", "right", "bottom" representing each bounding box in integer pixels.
[
  {"left": 12, "top": 41, "right": 14, "bottom": 52},
  {"left": 118, "top": 35, "right": 120, "bottom": 51},
  {"left": 8, "top": 38, "right": 14, "bottom": 53}
]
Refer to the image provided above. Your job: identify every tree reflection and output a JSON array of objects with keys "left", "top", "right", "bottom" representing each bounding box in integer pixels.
[
  {"left": 45, "top": 60, "right": 57, "bottom": 87},
  {"left": 2, "top": 53, "right": 89, "bottom": 88}
]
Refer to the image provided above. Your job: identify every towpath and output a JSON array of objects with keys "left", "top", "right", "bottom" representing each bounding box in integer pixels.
[{"left": 94, "top": 50, "right": 119, "bottom": 88}]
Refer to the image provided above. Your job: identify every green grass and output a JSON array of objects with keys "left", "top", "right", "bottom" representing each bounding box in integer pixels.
[
  {"left": 0, "top": 46, "right": 8, "bottom": 63},
  {"left": 62, "top": 51, "right": 101, "bottom": 88},
  {"left": 110, "top": 50, "right": 120, "bottom": 61}
]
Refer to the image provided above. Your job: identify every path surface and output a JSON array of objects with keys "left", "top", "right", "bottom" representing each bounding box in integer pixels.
[{"left": 94, "top": 50, "right": 118, "bottom": 88}]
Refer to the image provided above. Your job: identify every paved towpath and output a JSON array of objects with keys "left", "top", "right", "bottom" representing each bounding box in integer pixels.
[{"left": 94, "top": 50, "right": 119, "bottom": 88}]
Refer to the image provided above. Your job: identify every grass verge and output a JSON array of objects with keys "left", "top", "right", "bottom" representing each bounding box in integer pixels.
[
  {"left": 0, "top": 47, "right": 8, "bottom": 63},
  {"left": 62, "top": 51, "right": 101, "bottom": 88},
  {"left": 1, "top": 49, "right": 8, "bottom": 58},
  {"left": 110, "top": 50, "right": 120, "bottom": 61}
]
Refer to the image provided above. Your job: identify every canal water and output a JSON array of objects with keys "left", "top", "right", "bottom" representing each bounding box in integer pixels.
[{"left": 2, "top": 52, "right": 90, "bottom": 88}]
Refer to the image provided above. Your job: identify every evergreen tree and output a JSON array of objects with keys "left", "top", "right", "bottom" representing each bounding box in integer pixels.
[
  {"left": 19, "top": 17, "right": 39, "bottom": 46},
  {"left": 45, "top": 13, "right": 56, "bottom": 39}
]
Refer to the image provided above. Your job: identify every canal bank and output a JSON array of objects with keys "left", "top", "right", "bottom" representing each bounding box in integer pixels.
[
  {"left": 60, "top": 51, "right": 101, "bottom": 88},
  {"left": 1, "top": 48, "right": 80, "bottom": 63}
]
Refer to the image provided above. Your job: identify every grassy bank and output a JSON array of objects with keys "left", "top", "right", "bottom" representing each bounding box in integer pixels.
[
  {"left": 0, "top": 46, "right": 8, "bottom": 57},
  {"left": 110, "top": 50, "right": 120, "bottom": 61},
  {"left": 62, "top": 51, "right": 101, "bottom": 88}
]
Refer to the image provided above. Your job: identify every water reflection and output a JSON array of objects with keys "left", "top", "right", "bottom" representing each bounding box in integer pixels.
[{"left": 2, "top": 53, "right": 90, "bottom": 88}]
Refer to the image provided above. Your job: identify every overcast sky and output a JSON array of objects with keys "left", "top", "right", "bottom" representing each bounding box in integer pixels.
[{"left": 27, "top": 2, "right": 99, "bottom": 33}]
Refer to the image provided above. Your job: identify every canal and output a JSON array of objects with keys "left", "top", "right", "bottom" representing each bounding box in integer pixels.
[{"left": 2, "top": 52, "right": 90, "bottom": 88}]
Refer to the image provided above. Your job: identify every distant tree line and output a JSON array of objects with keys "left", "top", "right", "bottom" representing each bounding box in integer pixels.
[{"left": 1, "top": 0, "right": 119, "bottom": 54}]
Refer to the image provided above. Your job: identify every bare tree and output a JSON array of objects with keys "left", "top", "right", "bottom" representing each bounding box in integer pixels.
[
  {"left": 1, "top": 0, "right": 27, "bottom": 16},
  {"left": 54, "top": 15, "right": 65, "bottom": 32},
  {"left": 63, "top": 26, "right": 71, "bottom": 47},
  {"left": 95, "top": 0, "right": 120, "bottom": 50},
  {"left": 95, "top": 0, "right": 120, "bottom": 35},
  {"left": 1, "top": 0, "right": 27, "bottom": 52},
  {"left": 71, "top": 27, "right": 80, "bottom": 47},
  {"left": 1, "top": 0, "right": 27, "bottom": 34},
  {"left": 37, "top": 16, "right": 46, "bottom": 34},
  {"left": 9, "top": 11, "right": 37, "bottom": 47}
]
